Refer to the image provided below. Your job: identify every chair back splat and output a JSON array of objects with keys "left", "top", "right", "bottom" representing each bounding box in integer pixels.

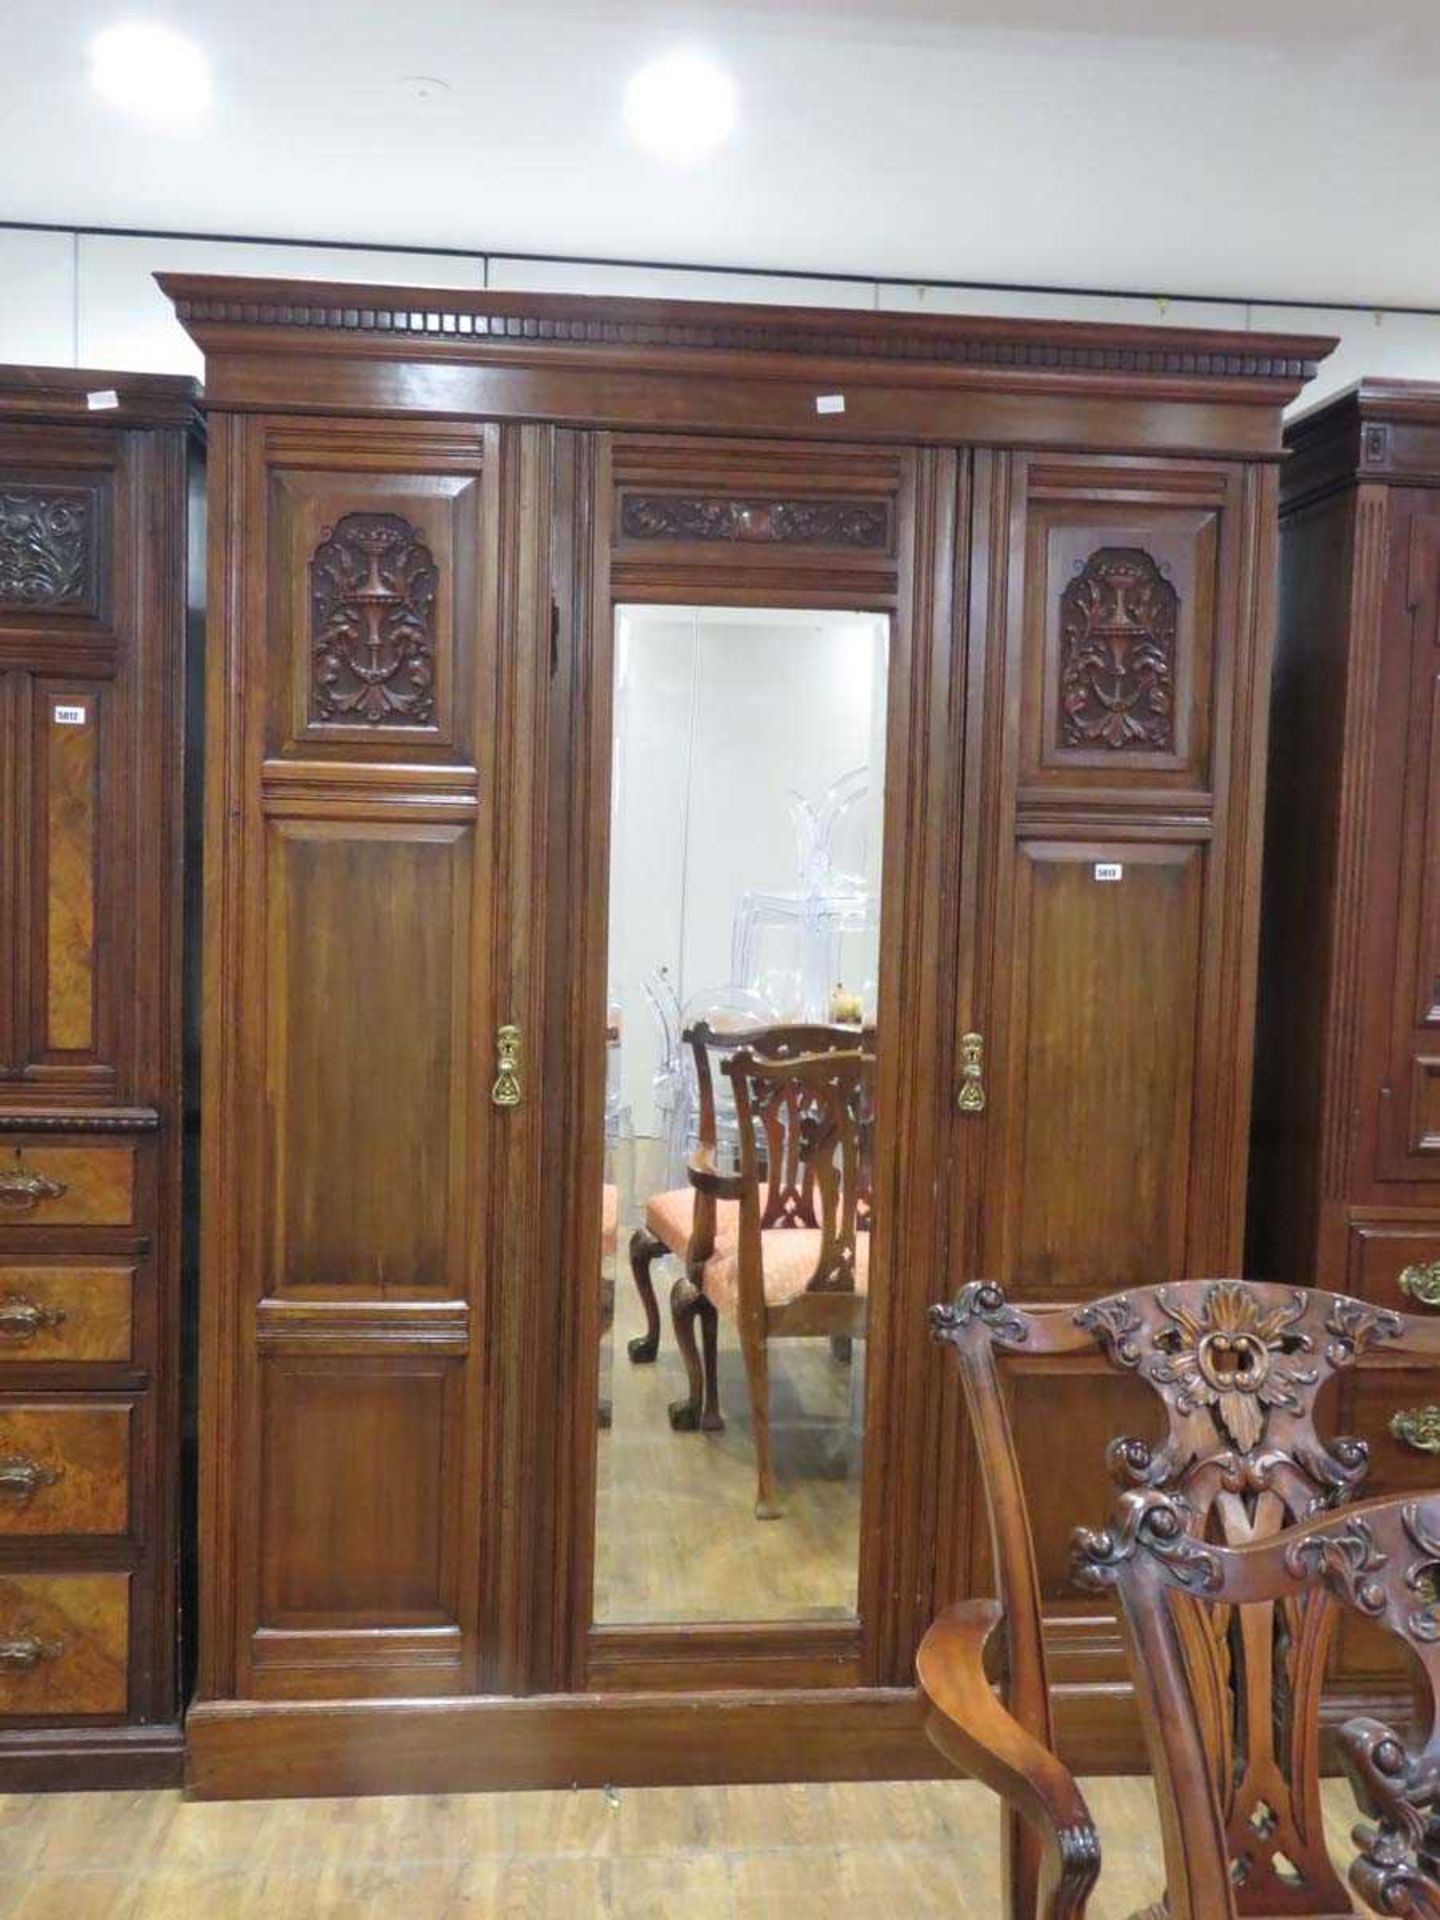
[
  {"left": 926, "top": 1276, "right": 1440, "bottom": 1918},
  {"left": 1077, "top": 1488, "right": 1440, "bottom": 1920}
]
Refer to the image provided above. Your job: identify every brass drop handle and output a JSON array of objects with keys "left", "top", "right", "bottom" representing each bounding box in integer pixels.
[
  {"left": 0, "top": 1456, "right": 62, "bottom": 1502},
  {"left": 0, "top": 1633, "right": 62, "bottom": 1672},
  {"left": 0, "top": 1157, "right": 65, "bottom": 1214},
  {"left": 0, "top": 1295, "right": 65, "bottom": 1343},
  {"left": 491, "top": 1023, "right": 522, "bottom": 1109},
  {"left": 1391, "top": 1406, "right": 1440, "bottom": 1454},
  {"left": 1399, "top": 1260, "right": 1440, "bottom": 1308},
  {"left": 957, "top": 1031, "right": 986, "bottom": 1114}
]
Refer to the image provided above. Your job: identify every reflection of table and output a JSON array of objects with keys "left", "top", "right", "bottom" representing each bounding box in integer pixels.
[{"left": 731, "top": 887, "right": 877, "bottom": 1023}]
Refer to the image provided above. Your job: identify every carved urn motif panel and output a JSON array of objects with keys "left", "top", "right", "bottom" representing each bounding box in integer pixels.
[
  {"left": 1058, "top": 545, "right": 1178, "bottom": 752},
  {"left": 309, "top": 511, "right": 438, "bottom": 727},
  {"left": 0, "top": 489, "right": 95, "bottom": 613}
]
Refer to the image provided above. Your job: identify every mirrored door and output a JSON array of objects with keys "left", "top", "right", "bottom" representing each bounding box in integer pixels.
[{"left": 593, "top": 604, "right": 890, "bottom": 1626}]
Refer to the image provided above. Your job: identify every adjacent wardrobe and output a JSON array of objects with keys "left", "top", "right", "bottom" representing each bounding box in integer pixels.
[
  {"left": 160, "top": 273, "right": 1333, "bottom": 1797},
  {"left": 0, "top": 367, "right": 198, "bottom": 1786},
  {"left": 1253, "top": 378, "right": 1440, "bottom": 1731}
]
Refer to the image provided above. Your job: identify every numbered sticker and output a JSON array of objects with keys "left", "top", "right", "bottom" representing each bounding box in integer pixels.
[
  {"left": 53, "top": 703, "right": 87, "bottom": 726},
  {"left": 1094, "top": 862, "right": 1123, "bottom": 882}
]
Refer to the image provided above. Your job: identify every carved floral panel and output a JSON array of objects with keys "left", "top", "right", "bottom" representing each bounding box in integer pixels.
[
  {"left": 309, "top": 511, "right": 439, "bottom": 727},
  {"left": 0, "top": 489, "right": 95, "bottom": 613},
  {"left": 1058, "top": 545, "right": 1178, "bottom": 753},
  {"left": 620, "top": 492, "right": 891, "bottom": 550}
]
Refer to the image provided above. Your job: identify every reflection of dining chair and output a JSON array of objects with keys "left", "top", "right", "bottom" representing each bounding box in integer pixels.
[
  {"left": 716, "top": 1043, "right": 874, "bottom": 1518},
  {"left": 625, "top": 1019, "right": 862, "bottom": 1371},
  {"left": 639, "top": 968, "right": 687, "bottom": 1189},
  {"left": 596, "top": 1183, "right": 619, "bottom": 1430}
]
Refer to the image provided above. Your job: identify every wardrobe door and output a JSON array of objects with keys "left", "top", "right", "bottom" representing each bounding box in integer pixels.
[
  {"left": 951, "top": 451, "right": 1275, "bottom": 1643},
  {"left": 1357, "top": 496, "right": 1440, "bottom": 1190},
  {"left": 202, "top": 416, "right": 530, "bottom": 1703}
]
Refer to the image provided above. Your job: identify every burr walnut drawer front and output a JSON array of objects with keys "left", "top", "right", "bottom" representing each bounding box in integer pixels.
[
  {"left": 1349, "top": 1220, "right": 1440, "bottom": 1311},
  {"left": 0, "top": 1572, "right": 128, "bottom": 1717},
  {"left": 0, "top": 1266, "right": 133, "bottom": 1364},
  {"left": 0, "top": 1146, "right": 135, "bottom": 1230},
  {"left": 0, "top": 1403, "right": 131, "bottom": 1536}
]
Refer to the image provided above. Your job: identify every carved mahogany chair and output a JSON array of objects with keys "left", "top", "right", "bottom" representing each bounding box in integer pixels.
[
  {"left": 921, "top": 1277, "right": 1440, "bottom": 1920},
  {"left": 1076, "top": 1487, "right": 1440, "bottom": 1920},
  {"left": 624, "top": 1019, "right": 865, "bottom": 1366}
]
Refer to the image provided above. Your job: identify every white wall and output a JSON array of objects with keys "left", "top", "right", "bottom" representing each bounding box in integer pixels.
[
  {"left": 609, "top": 607, "right": 887, "bottom": 1131},
  {"left": 5, "top": 223, "right": 1440, "bottom": 409}
]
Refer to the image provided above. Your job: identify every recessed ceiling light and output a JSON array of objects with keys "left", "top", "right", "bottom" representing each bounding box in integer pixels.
[
  {"left": 624, "top": 52, "right": 737, "bottom": 164},
  {"left": 89, "top": 22, "right": 211, "bottom": 127},
  {"left": 399, "top": 75, "right": 450, "bottom": 102}
]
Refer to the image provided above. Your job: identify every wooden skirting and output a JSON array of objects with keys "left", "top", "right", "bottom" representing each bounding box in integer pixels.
[
  {"left": 0, "top": 1721, "right": 184, "bottom": 1792},
  {"left": 185, "top": 1683, "right": 1146, "bottom": 1802},
  {"left": 184, "top": 1672, "right": 1413, "bottom": 1800},
  {"left": 186, "top": 1688, "right": 940, "bottom": 1801}
]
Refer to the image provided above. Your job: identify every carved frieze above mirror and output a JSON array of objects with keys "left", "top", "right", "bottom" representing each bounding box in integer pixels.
[{"left": 619, "top": 492, "right": 893, "bottom": 552}]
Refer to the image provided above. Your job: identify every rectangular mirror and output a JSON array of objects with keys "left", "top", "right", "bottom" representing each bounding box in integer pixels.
[{"left": 594, "top": 605, "right": 889, "bottom": 1625}]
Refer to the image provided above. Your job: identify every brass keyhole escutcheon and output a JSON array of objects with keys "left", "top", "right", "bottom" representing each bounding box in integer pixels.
[
  {"left": 491, "top": 1024, "right": 522, "bottom": 1109},
  {"left": 957, "top": 1031, "right": 986, "bottom": 1114}
]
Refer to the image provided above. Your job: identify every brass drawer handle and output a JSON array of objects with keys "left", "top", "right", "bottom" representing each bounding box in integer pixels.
[
  {"left": 0, "top": 1165, "right": 66, "bottom": 1214},
  {"left": 491, "top": 1023, "right": 522, "bottom": 1109},
  {"left": 0, "top": 1632, "right": 62, "bottom": 1672},
  {"left": 0, "top": 1295, "right": 66, "bottom": 1343},
  {"left": 957, "top": 1031, "right": 986, "bottom": 1114},
  {"left": 0, "top": 1456, "right": 62, "bottom": 1503},
  {"left": 1400, "top": 1260, "right": 1440, "bottom": 1308},
  {"left": 1390, "top": 1406, "right": 1440, "bottom": 1453}
]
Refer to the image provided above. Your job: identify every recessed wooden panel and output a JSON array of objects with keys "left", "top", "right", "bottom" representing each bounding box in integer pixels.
[
  {"left": 1021, "top": 504, "right": 1218, "bottom": 791},
  {"left": 1409, "top": 1058, "right": 1440, "bottom": 1154},
  {"left": 974, "top": 1368, "right": 1159, "bottom": 1603},
  {"left": 267, "top": 468, "right": 479, "bottom": 763},
  {"left": 0, "top": 1402, "right": 131, "bottom": 1536},
  {"left": 0, "top": 1571, "right": 128, "bottom": 1717},
  {"left": 258, "top": 1357, "right": 459, "bottom": 1627},
  {"left": 0, "top": 1265, "right": 133, "bottom": 1363},
  {"left": 1370, "top": 508, "right": 1440, "bottom": 1183},
  {"left": 37, "top": 686, "right": 101, "bottom": 1054},
  {"left": 266, "top": 822, "right": 469, "bottom": 1295},
  {"left": 0, "top": 1145, "right": 134, "bottom": 1227},
  {"left": 998, "top": 843, "right": 1202, "bottom": 1295}
]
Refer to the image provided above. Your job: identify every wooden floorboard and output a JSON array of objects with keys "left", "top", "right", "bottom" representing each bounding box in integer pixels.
[{"left": 0, "top": 1776, "right": 1378, "bottom": 1916}]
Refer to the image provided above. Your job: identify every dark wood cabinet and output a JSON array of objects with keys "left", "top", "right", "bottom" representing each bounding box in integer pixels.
[
  {"left": 1253, "top": 380, "right": 1440, "bottom": 1722},
  {"left": 0, "top": 367, "right": 199, "bottom": 1787},
  {"left": 163, "top": 274, "right": 1330, "bottom": 1796}
]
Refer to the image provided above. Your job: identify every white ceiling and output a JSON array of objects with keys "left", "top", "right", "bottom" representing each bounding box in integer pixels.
[{"left": 5, "top": 0, "right": 1440, "bottom": 307}]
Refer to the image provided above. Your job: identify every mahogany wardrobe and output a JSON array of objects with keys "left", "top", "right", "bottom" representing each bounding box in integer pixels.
[
  {"left": 1252, "top": 378, "right": 1440, "bottom": 1741},
  {"left": 160, "top": 273, "right": 1333, "bottom": 1798},
  {"left": 0, "top": 367, "right": 199, "bottom": 1787}
]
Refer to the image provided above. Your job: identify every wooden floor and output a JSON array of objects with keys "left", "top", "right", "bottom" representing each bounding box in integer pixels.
[
  {"left": 0, "top": 1775, "right": 1376, "bottom": 1917},
  {"left": 594, "top": 1146, "right": 862, "bottom": 1625}
]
